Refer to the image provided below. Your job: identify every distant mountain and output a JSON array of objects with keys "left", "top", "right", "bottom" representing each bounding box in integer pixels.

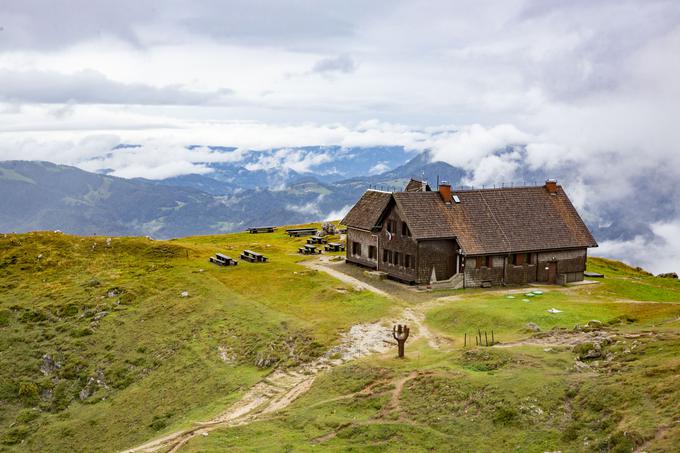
[
  {"left": 3, "top": 150, "right": 653, "bottom": 244},
  {"left": 106, "top": 145, "right": 418, "bottom": 195},
  {"left": 0, "top": 153, "right": 464, "bottom": 238}
]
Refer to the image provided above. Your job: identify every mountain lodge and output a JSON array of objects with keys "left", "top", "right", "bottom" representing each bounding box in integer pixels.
[{"left": 341, "top": 179, "right": 598, "bottom": 289}]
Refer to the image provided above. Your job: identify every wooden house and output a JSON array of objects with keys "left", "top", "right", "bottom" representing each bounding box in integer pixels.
[{"left": 341, "top": 179, "right": 597, "bottom": 288}]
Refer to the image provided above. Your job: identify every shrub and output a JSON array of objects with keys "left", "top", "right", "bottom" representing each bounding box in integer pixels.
[
  {"left": 1, "top": 425, "right": 30, "bottom": 445},
  {"left": 493, "top": 405, "right": 518, "bottom": 425},
  {"left": 18, "top": 382, "right": 39, "bottom": 404}
]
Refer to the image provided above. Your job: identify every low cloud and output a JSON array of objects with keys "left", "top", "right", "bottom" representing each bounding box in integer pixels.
[
  {"left": 325, "top": 204, "right": 352, "bottom": 221},
  {"left": 368, "top": 162, "right": 390, "bottom": 175},
  {"left": 245, "top": 148, "right": 333, "bottom": 173},
  {"left": 593, "top": 222, "right": 680, "bottom": 275}
]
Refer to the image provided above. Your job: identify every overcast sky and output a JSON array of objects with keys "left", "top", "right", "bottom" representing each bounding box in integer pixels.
[{"left": 1, "top": 0, "right": 680, "bottom": 271}]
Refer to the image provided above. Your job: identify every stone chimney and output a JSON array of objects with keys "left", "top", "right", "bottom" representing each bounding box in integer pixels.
[
  {"left": 545, "top": 179, "right": 558, "bottom": 194},
  {"left": 439, "top": 181, "right": 452, "bottom": 203}
]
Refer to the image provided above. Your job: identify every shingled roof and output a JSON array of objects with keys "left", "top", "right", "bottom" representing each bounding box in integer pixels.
[
  {"left": 344, "top": 184, "right": 598, "bottom": 255},
  {"left": 341, "top": 190, "right": 392, "bottom": 231},
  {"left": 404, "top": 179, "right": 432, "bottom": 192}
]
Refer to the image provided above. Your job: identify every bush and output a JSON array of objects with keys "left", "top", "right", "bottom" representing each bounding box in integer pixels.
[
  {"left": 16, "top": 408, "right": 40, "bottom": 424},
  {"left": 493, "top": 405, "right": 518, "bottom": 425},
  {"left": 1, "top": 425, "right": 30, "bottom": 445},
  {"left": 18, "top": 382, "right": 39, "bottom": 404}
]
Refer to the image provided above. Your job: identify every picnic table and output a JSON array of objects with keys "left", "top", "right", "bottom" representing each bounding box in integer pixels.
[
  {"left": 240, "top": 249, "right": 268, "bottom": 263},
  {"left": 209, "top": 253, "right": 238, "bottom": 266},
  {"left": 324, "top": 242, "right": 346, "bottom": 252},
  {"left": 307, "top": 235, "right": 327, "bottom": 245},
  {"left": 286, "top": 227, "right": 317, "bottom": 237},
  {"left": 299, "top": 244, "right": 321, "bottom": 255},
  {"left": 247, "top": 226, "right": 276, "bottom": 234}
]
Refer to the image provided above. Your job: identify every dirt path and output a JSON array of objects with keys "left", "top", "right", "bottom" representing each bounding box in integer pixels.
[
  {"left": 124, "top": 258, "right": 449, "bottom": 453},
  {"left": 300, "top": 257, "right": 393, "bottom": 298},
  {"left": 123, "top": 322, "right": 393, "bottom": 453}
]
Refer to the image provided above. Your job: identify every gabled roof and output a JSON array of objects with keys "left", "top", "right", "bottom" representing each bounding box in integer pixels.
[
  {"left": 341, "top": 190, "right": 392, "bottom": 231},
  {"left": 443, "top": 186, "right": 598, "bottom": 255},
  {"left": 404, "top": 179, "right": 431, "bottom": 192},
  {"left": 343, "top": 184, "right": 598, "bottom": 255}
]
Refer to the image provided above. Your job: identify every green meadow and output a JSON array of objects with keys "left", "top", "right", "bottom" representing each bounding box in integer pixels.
[{"left": 1, "top": 229, "right": 679, "bottom": 452}]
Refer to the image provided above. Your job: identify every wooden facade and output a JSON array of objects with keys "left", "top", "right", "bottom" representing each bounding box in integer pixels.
[{"left": 342, "top": 180, "right": 597, "bottom": 288}]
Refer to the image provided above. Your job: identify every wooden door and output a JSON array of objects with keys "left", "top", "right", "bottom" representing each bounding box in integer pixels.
[{"left": 547, "top": 262, "right": 557, "bottom": 283}]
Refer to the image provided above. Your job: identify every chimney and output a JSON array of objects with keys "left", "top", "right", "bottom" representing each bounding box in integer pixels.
[
  {"left": 439, "top": 181, "right": 452, "bottom": 203},
  {"left": 545, "top": 179, "right": 558, "bottom": 194}
]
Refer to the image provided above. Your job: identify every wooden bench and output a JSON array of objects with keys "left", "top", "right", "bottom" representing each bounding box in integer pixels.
[
  {"left": 209, "top": 253, "right": 238, "bottom": 266},
  {"left": 247, "top": 226, "right": 276, "bottom": 234},
  {"left": 324, "top": 242, "right": 346, "bottom": 252},
  {"left": 240, "top": 249, "right": 268, "bottom": 263},
  {"left": 306, "top": 235, "right": 327, "bottom": 245},
  {"left": 299, "top": 244, "right": 321, "bottom": 255},
  {"left": 286, "top": 228, "right": 317, "bottom": 237}
]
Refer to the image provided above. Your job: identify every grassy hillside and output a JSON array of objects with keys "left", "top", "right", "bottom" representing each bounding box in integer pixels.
[
  {"left": 2, "top": 229, "right": 679, "bottom": 452},
  {"left": 178, "top": 258, "right": 680, "bottom": 453},
  {"left": 0, "top": 227, "right": 395, "bottom": 451}
]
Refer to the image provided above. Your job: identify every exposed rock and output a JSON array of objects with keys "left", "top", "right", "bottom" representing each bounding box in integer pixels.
[
  {"left": 40, "top": 354, "right": 59, "bottom": 375},
  {"left": 180, "top": 291, "right": 189, "bottom": 298},
  {"left": 585, "top": 320, "right": 603, "bottom": 329},
  {"left": 218, "top": 345, "right": 236, "bottom": 364},
  {"left": 93, "top": 311, "right": 108, "bottom": 321},
  {"left": 526, "top": 322, "right": 541, "bottom": 332},
  {"left": 656, "top": 272, "right": 678, "bottom": 279},
  {"left": 79, "top": 369, "right": 108, "bottom": 401}
]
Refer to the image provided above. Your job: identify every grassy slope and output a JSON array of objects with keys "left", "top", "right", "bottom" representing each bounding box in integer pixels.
[
  {"left": 0, "top": 227, "right": 395, "bottom": 451},
  {"left": 2, "top": 230, "right": 680, "bottom": 452},
  {"left": 182, "top": 257, "right": 680, "bottom": 453}
]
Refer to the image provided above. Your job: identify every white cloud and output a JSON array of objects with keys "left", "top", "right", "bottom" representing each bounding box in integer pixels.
[
  {"left": 368, "top": 162, "right": 389, "bottom": 175},
  {"left": 593, "top": 222, "right": 680, "bottom": 275},
  {"left": 325, "top": 204, "right": 352, "bottom": 221},
  {"left": 245, "top": 148, "right": 333, "bottom": 173}
]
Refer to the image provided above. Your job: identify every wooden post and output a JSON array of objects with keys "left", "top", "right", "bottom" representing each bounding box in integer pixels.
[
  {"left": 464, "top": 332, "right": 467, "bottom": 347},
  {"left": 485, "top": 331, "right": 488, "bottom": 346},
  {"left": 492, "top": 330, "right": 495, "bottom": 345},
  {"left": 393, "top": 324, "right": 410, "bottom": 358}
]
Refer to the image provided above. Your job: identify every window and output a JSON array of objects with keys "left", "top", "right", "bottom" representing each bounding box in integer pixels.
[
  {"left": 394, "top": 252, "right": 401, "bottom": 266},
  {"left": 512, "top": 253, "right": 531, "bottom": 266},
  {"left": 352, "top": 242, "right": 361, "bottom": 256},
  {"left": 387, "top": 250, "right": 393, "bottom": 264},
  {"left": 383, "top": 249, "right": 388, "bottom": 262},
  {"left": 386, "top": 220, "right": 395, "bottom": 234},
  {"left": 404, "top": 254, "right": 411, "bottom": 268},
  {"left": 476, "top": 256, "right": 491, "bottom": 268},
  {"left": 368, "top": 245, "right": 377, "bottom": 260},
  {"left": 401, "top": 222, "right": 411, "bottom": 237}
]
